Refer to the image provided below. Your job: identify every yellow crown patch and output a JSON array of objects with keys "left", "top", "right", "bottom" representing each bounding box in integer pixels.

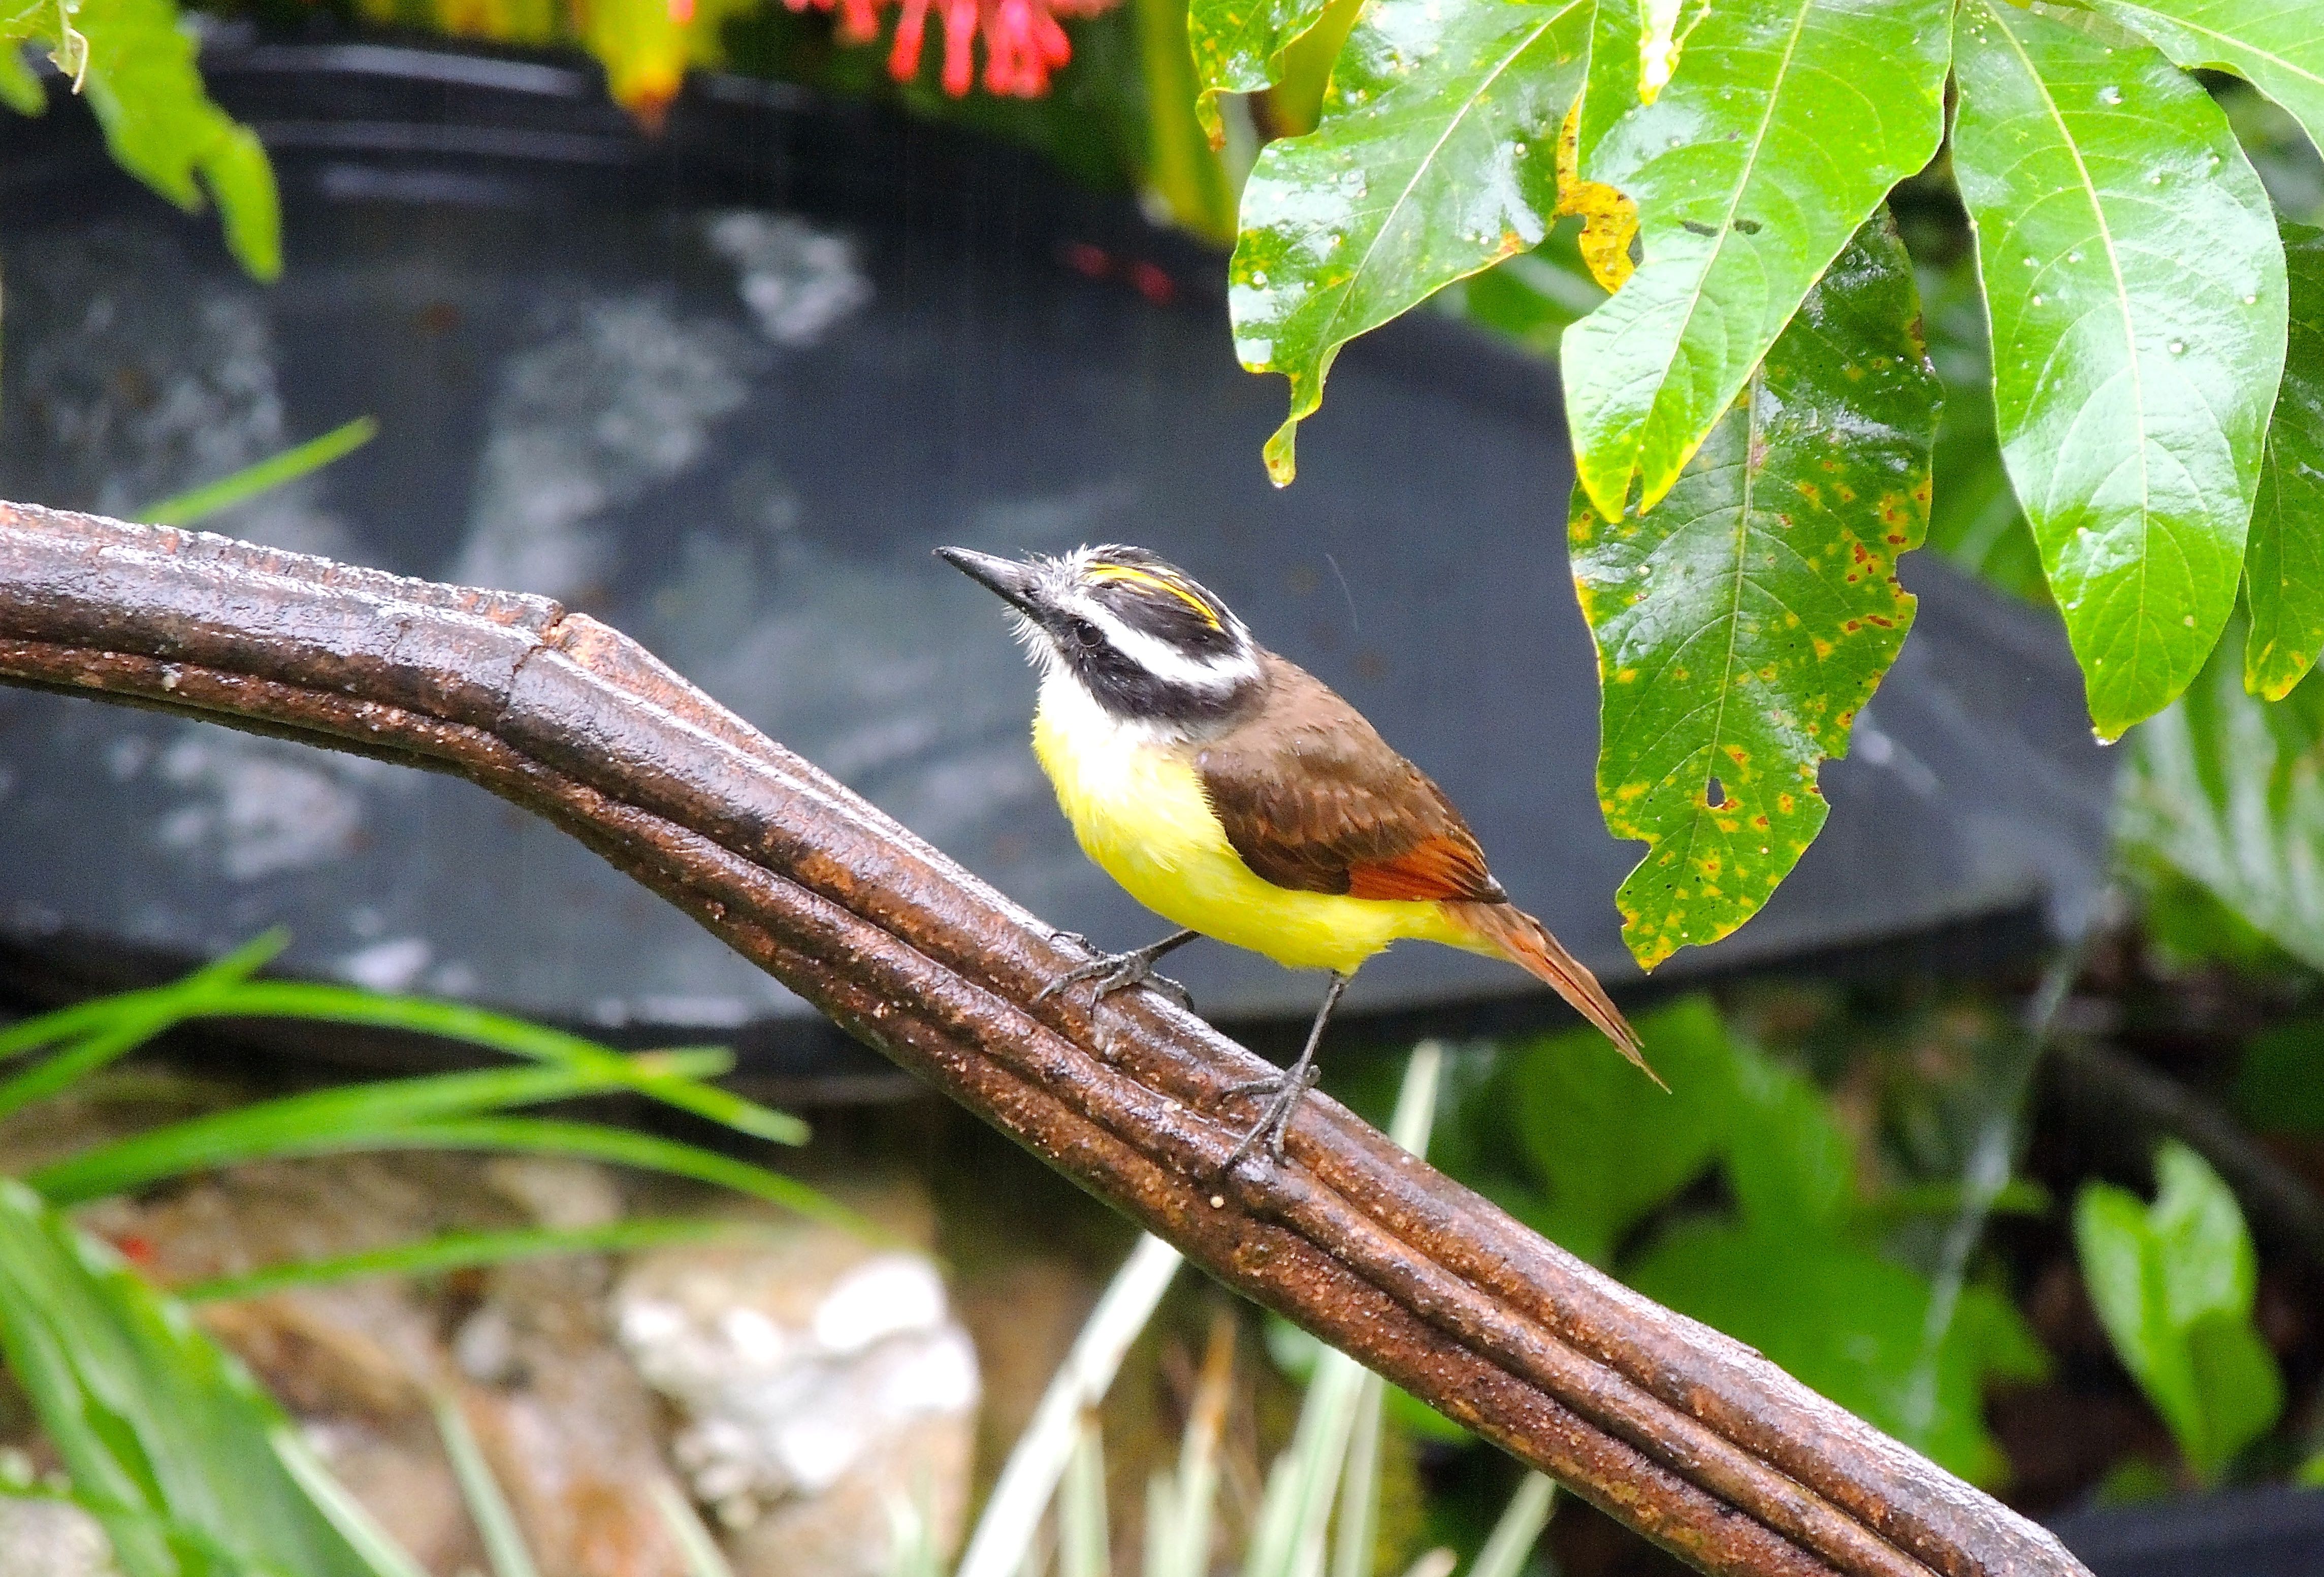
[{"left": 1086, "top": 563, "right": 1222, "bottom": 629}]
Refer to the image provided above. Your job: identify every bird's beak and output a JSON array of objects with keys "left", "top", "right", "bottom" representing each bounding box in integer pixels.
[{"left": 937, "top": 546, "right": 1043, "bottom": 615}]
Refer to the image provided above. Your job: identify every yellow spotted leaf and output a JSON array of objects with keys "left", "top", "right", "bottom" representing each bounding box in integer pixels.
[{"left": 1572, "top": 217, "right": 1938, "bottom": 968}]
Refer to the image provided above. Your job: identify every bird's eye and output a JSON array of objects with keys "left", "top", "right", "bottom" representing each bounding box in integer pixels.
[{"left": 1066, "top": 617, "right": 1103, "bottom": 650}]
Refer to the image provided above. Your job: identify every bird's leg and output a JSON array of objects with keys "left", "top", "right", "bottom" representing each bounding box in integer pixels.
[
  {"left": 1037, "top": 927, "right": 1200, "bottom": 1009},
  {"left": 1220, "top": 972, "right": 1349, "bottom": 1169}
]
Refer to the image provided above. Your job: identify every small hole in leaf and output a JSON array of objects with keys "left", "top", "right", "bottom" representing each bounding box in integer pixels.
[{"left": 1705, "top": 776, "right": 1728, "bottom": 809}]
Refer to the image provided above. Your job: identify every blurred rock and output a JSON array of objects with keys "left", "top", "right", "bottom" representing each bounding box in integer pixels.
[
  {"left": 0, "top": 1496, "right": 117, "bottom": 1577},
  {"left": 616, "top": 1227, "right": 980, "bottom": 1577}
]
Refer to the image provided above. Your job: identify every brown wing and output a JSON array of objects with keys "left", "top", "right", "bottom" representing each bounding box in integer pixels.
[{"left": 1196, "top": 653, "right": 1508, "bottom": 905}]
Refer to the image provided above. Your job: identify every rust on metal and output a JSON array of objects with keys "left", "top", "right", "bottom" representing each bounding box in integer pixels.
[{"left": 0, "top": 501, "right": 2089, "bottom": 1577}]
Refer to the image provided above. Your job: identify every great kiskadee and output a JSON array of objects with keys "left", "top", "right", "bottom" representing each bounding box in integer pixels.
[{"left": 940, "top": 543, "right": 1653, "bottom": 1164}]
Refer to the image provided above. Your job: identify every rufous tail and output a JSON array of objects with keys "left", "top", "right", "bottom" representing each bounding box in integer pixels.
[{"left": 1443, "top": 902, "right": 1664, "bottom": 1090}]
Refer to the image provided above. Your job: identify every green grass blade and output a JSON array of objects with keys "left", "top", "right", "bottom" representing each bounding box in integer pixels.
[
  {"left": 28, "top": 1051, "right": 730, "bottom": 1206},
  {"left": 1251, "top": 1045, "right": 1444, "bottom": 1577},
  {"left": 1146, "top": 1313, "right": 1234, "bottom": 1577},
  {"left": 156, "top": 982, "right": 807, "bottom": 1145},
  {"left": 652, "top": 1481, "right": 737, "bottom": 1577},
  {"left": 1464, "top": 1475, "right": 1555, "bottom": 1577},
  {"left": 1330, "top": 1372, "right": 1384, "bottom": 1577},
  {"left": 1388, "top": 1042, "right": 1444, "bottom": 1156},
  {"left": 0, "top": 934, "right": 289, "bottom": 1077},
  {"left": 137, "top": 417, "right": 378, "bottom": 527},
  {"left": 0, "top": 1178, "right": 421, "bottom": 1577},
  {"left": 435, "top": 1393, "right": 541, "bottom": 1577},
  {"left": 2, "top": 944, "right": 805, "bottom": 1146},
  {"left": 271, "top": 1425, "right": 433, "bottom": 1577},
  {"left": 1058, "top": 1414, "right": 1110, "bottom": 1577},
  {"left": 1243, "top": 1348, "right": 1367, "bottom": 1577},
  {"left": 0, "top": 1008, "right": 187, "bottom": 1129},
  {"left": 89, "top": 1113, "right": 866, "bottom": 1237},
  {"left": 181, "top": 1217, "right": 773, "bottom": 1304}
]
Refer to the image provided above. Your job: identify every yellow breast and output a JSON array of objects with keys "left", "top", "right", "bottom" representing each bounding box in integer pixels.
[{"left": 1030, "top": 676, "right": 1462, "bottom": 975}]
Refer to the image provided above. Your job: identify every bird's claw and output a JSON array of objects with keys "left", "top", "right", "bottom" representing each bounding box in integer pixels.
[
  {"left": 1216, "top": 1064, "right": 1321, "bottom": 1170},
  {"left": 1035, "top": 947, "right": 1193, "bottom": 1011}
]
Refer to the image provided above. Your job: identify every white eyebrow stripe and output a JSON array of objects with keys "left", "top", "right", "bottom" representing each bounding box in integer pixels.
[{"left": 1074, "top": 596, "right": 1257, "bottom": 690}]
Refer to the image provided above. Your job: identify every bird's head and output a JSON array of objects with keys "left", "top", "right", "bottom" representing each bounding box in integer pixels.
[{"left": 939, "top": 543, "right": 1262, "bottom": 726}]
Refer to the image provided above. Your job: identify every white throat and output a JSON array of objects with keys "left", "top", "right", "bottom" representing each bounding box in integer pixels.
[{"left": 1035, "top": 661, "right": 1193, "bottom": 749}]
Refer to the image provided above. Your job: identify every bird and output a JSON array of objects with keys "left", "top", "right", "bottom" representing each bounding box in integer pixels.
[{"left": 939, "top": 542, "right": 1655, "bottom": 1167}]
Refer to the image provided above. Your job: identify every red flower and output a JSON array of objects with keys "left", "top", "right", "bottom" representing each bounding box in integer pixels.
[{"left": 788, "top": 0, "right": 1113, "bottom": 96}]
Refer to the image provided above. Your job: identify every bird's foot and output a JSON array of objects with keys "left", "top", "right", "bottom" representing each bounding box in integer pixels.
[
  {"left": 1216, "top": 1064, "right": 1321, "bottom": 1170},
  {"left": 1036, "top": 941, "right": 1193, "bottom": 1011}
]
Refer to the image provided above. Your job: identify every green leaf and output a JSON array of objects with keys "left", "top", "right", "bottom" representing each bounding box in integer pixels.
[
  {"left": 0, "top": 1479, "right": 319, "bottom": 1577},
  {"left": 54, "top": 0, "right": 282, "bottom": 279},
  {"left": 0, "top": 1179, "right": 415, "bottom": 1577},
  {"left": 2072, "top": 1141, "right": 2283, "bottom": 1482},
  {"left": 2090, "top": 0, "right": 2324, "bottom": 160},
  {"left": 1435, "top": 222, "right": 1609, "bottom": 355},
  {"left": 1560, "top": 0, "right": 1949, "bottom": 520},
  {"left": 2182, "top": 1309, "right": 2283, "bottom": 1478},
  {"left": 1467, "top": 1474, "right": 1555, "bottom": 1577},
  {"left": 1229, "top": 0, "right": 1589, "bottom": 484},
  {"left": 1571, "top": 217, "right": 1939, "bottom": 968},
  {"left": 1627, "top": 1224, "right": 2039, "bottom": 1484},
  {"left": 2148, "top": 1140, "right": 2256, "bottom": 1324},
  {"left": 2245, "top": 227, "right": 2324, "bottom": 699},
  {"left": 1950, "top": 0, "right": 2287, "bottom": 740},
  {"left": 2117, "top": 617, "right": 2324, "bottom": 969},
  {"left": 1186, "top": 0, "right": 1328, "bottom": 142},
  {"left": 0, "top": 40, "right": 44, "bottom": 114}
]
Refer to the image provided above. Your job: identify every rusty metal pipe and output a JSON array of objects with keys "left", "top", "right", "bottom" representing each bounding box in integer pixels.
[{"left": 0, "top": 503, "right": 2086, "bottom": 1577}]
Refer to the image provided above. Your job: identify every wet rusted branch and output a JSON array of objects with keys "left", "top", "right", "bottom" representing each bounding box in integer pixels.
[{"left": 0, "top": 503, "right": 2087, "bottom": 1577}]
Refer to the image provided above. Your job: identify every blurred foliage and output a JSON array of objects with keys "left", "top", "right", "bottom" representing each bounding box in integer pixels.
[
  {"left": 1420, "top": 999, "right": 2048, "bottom": 1487},
  {"left": 2119, "top": 618, "right": 2324, "bottom": 972},
  {"left": 2074, "top": 1142, "right": 2284, "bottom": 1485},
  {"left": 0, "top": 940, "right": 852, "bottom": 1574},
  {"left": 0, "top": 1179, "right": 425, "bottom": 1577},
  {"left": 2232, "top": 1017, "right": 2324, "bottom": 1134},
  {"left": 1908, "top": 238, "right": 2047, "bottom": 607},
  {"left": 356, "top": 0, "right": 755, "bottom": 120},
  {"left": 2, "top": 0, "right": 278, "bottom": 277},
  {"left": 2219, "top": 74, "right": 2324, "bottom": 228},
  {"left": 1430, "top": 219, "right": 1605, "bottom": 356}
]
